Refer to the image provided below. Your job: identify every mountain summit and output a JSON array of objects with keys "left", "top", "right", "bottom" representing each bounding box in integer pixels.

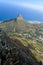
[{"left": 17, "top": 14, "right": 24, "bottom": 20}]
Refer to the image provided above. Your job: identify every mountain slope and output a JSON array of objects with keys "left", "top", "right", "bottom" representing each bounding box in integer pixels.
[
  {"left": 0, "top": 15, "right": 43, "bottom": 63},
  {"left": 0, "top": 29, "right": 41, "bottom": 65},
  {"left": 0, "top": 15, "right": 38, "bottom": 33},
  {"left": 0, "top": 15, "right": 43, "bottom": 35}
]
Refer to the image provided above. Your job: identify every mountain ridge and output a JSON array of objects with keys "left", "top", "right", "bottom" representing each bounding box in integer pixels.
[{"left": 0, "top": 15, "right": 43, "bottom": 62}]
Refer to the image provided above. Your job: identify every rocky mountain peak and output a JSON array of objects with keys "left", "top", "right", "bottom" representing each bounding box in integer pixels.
[{"left": 17, "top": 14, "right": 24, "bottom": 20}]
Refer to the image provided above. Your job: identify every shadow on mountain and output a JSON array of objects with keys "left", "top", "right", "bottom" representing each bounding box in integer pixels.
[{"left": 0, "top": 29, "right": 43, "bottom": 65}]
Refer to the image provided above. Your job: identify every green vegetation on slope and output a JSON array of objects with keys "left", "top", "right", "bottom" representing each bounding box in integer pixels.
[{"left": 0, "top": 15, "right": 43, "bottom": 63}]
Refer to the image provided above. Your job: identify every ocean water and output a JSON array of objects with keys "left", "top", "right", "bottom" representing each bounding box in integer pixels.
[{"left": 0, "top": 3, "right": 43, "bottom": 22}]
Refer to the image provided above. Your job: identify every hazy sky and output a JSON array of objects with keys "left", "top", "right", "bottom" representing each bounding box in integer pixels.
[{"left": 0, "top": 0, "right": 43, "bottom": 22}]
